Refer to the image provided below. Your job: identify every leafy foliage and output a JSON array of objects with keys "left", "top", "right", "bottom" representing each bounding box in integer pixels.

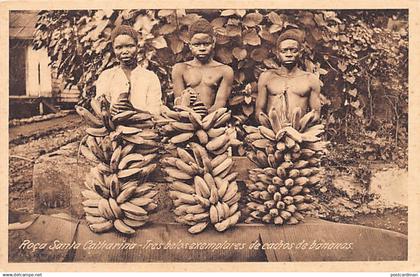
[{"left": 33, "top": 9, "right": 408, "bottom": 165}]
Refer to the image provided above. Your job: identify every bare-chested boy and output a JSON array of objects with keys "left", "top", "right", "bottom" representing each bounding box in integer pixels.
[
  {"left": 172, "top": 19, "right": 234, "bottom": 113},
  {"left": 255, "top": 28, "right": 321, "bottom": 123}
]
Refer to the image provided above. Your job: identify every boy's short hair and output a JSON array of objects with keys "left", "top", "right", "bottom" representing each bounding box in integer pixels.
[
  {"left": 189, "top": 18, "right": 215, "bottom": 38},
  {"left": 111, "top": 25, "right": 139, "bottom": 44},
  {"left": 276, "top": 28, "right": 305, "bottom": 48}
]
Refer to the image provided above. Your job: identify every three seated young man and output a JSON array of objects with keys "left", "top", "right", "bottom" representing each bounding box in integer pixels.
[{"left": 95, "top": 19, "right": 320, "bottom": 123}]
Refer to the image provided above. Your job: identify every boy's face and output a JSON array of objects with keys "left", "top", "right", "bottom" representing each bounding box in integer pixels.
[
  {"left": 277, "top": 39, "right": 301, "bottom": 67},
  {"left": 189, "top": 33, "right": 215, "bottom": 62},
  {"left": 113, "top": 34, "right": 138, "bottom": 66}
]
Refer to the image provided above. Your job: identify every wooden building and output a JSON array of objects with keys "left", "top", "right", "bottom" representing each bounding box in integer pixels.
[{"left": 9, "top": 10, "right": 80, "bottom": 119}]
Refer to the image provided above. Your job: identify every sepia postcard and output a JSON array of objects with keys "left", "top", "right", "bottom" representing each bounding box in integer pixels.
[{"left": 1, "top": 0, "right": 419, "bottom": 273}]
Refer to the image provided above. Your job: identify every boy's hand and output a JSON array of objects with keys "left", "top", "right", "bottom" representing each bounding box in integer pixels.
[{"left": 110, "top": 92, "right": 135, "bottom": 116}]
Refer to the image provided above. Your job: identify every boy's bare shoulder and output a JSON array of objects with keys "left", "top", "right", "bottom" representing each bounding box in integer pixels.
[
  {"left": 208, "top": 60, "right": 233, "bottom": 73},
  {"left": 172, "top": 62, "right": 188, "bottom": 72},
  {"left": 259, "top": 69, "right": 278, "bottom": 83},
  {"left": 303, "top": 71, "right": 321, "bottom": 87},
  {"left": 304, "top": 70, "right": 318, "bottom": 78},
  {"left": 219, "top": 63, "right": 233, "bottom": 76}
]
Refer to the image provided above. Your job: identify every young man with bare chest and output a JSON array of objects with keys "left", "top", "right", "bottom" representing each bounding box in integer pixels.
[
  {"left": 256, "top": 28, "right": 321, "bottom": 123},
  {"left": 172, "top": 19, "right": 234, "bottom": 113}
]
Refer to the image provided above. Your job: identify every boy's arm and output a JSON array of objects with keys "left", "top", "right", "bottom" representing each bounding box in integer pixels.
[
  {"left": 209, "top": 66, "right": 234, "bottom": 113},
  {"left": 308, "top": 74, "right": 321, "bottom": 121},
  {"left": 172, "top": 63, "right": 186, "bottom": 99},
  {"left": 255, "top": 71, "right": 270, "bottom": 123}
]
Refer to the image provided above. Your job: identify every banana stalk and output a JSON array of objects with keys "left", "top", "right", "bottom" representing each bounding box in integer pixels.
[
  {"left": 243, "top": 109, "right": 326, "bottom": 225},
  {"left": 79, "top": 98, "right": 160, "bottom": 235}
]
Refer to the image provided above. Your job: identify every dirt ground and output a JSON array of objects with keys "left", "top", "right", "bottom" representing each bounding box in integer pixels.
[
  {"left": 9, "top": 113, "right": 85, "bottom": 213},
  {"left": 8, "top": 113, "right": 408, "bottom": 235}
]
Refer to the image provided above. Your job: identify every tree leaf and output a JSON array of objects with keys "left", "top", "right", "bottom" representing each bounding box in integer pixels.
[
  {"left": 284, "top": 22, "right": 299, "bottom": 29},
  {"left": 151, "top": 36, "right": 168, "bottom": 49},
  {"left": 305, "top": 33, "right": 317, "bottom": 50},
  {"left": 103, "top": 10, "right": 114, "bottom": 18},
  {"left": 121, "top": 10, "right": 135, "bottom": 20},
  {"left": 355, "top": 108, "right": 363, "bottom": 117},
  {"left": 243, "top": 12, "right": 263, "bottom": 27},
  {"left": 216, "top": 47, "right": 233, "bottom": 64},
  {"left": 214, "top": 27, "right": 227, "bottom": 36},
  {"left": 242, "top": 104, "right": 254, "bottom": 116},
  {"left": 269, "top": 24, "right": 283, "bottom": 34},
  {"left": 237, "top": 60, "right": 246, "bottom": 69},
  {"left": 227, "top": 18, "right": 241, "bottom": 26},
  {"left": 94, "top": 39, "right": 108, "bottom": 53},
  {"left": 244, "top": 95, "right": 253, "bottom": 104},
  {"left": 158, "top": 10, "right": 175, "bottom": 17},
  {"left": 229, "top": 95, "right": 245, "bottom": 106},
  {"left": 267, "top": 11, "right": 284, "bottom": 25},
  {"left": 250, "top": 82, "right": 258, "bottom": 93},
  {"left": 233, "top": 47, "right": 247, "bottom": 61},
  {"left": 176, "top": 9, "right": 187, "bottom": 17},
  {"left": 179, "top": 13, "right": 202, "bottom": 26},
  {"left": 243, "top": 83, "right": 252, "bottom": 94},
  {"left": 323, "top": 11, "right": 341, "bottom": 23},
  {"left": 327, "top": 25, "right": 339, "bottom": 34},
  {"left": 178, "top": 30, "right": 190, "bottom": 43},
  {"left": 319, "top": 68, "right": 328, "bottom": 75},
  {"left": 134, "top": 14, "right": 157, "bottom": 33},
  {"left": 250, "top": 47, "right": 269, "bottom": 62},
  {"left": 299, "top": 12, "right": 315, "bottom": 26},
  {"left": 215, "top": 33, "right": 231, "bottom": 45},
  {"left": 168, "top": 35, "right": 184, "bottom": 54},
  {"left": 78, "top": 21, "right": 95, "bottom": 37},
  {"left": 211, "top": 17, "right": 227, "bottom": 28},
  {"left": 159, "top": 24, "right": 177, "bottom": 35},
  {"left": 221, "top": 10, "right": 236, "bottom": 16},
  {"left": 254, "top": 67, "right": 263, "bottom": 79},
  {"left": 258, "top": 27, "right": 275, "bottom": 43},
  {"left": 337, "top": 61, "right": 348, "bottom": 72},
  {"left": 94, "top": 10, "right": 106, "bottom": 20},
  {"left": 243, "top": 29, "right": 261, "bottom": 46},
  {"left": 348, "top": 88, "right": 357, "bottom": 97},
  {"left": 311, "top": 27, "right": 323, "bottom": 41},
  {"left": 339, "top": 34, "right": 349, "bottom": 43},
  {"left": 226, "top": 25, "right": 242, "bottom": 37},
  {"left": 235, "top": 71, "right": 246, "bottom": 84},
  {"left": 102, "top": 27, "right": 112, "bottom": 40},
  {"left": 346, "top": 75, "right": 356, "bottom": 84},
  {"left": 235, "top": 10, "right": 246, "bottom": 17},
  {"left": 305, "top": 59, "right": 316, "bottom": 73},
  {"left": 89, "top": 19, "right": 109, "bottom": 41},
  {"left": 314, "top": 13, "right": 326, "bottom": 26},
  {"left": 263, "top": 58, "right": 279, "bottom": 69}
]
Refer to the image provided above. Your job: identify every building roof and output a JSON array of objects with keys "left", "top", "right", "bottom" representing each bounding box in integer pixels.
[{"left": 9, "top": 10, "right": 39, "bottom": 40}]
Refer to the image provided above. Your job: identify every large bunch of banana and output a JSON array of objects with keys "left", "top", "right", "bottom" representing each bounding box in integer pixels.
[
  {"left": 75, "top": 97, "right": 160, "bottom": 235},
  {"left": 243, "top": 107, "right": 328, "bottom": 225},
  {"left": 158, "top": 105, "right": 242, "bottom": 234},
  {"left": 159, "top": 105, "right": 241, "bottom": 152},
  {"left": 162, "top": 147, "right": 241, "bottom": 234}
]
